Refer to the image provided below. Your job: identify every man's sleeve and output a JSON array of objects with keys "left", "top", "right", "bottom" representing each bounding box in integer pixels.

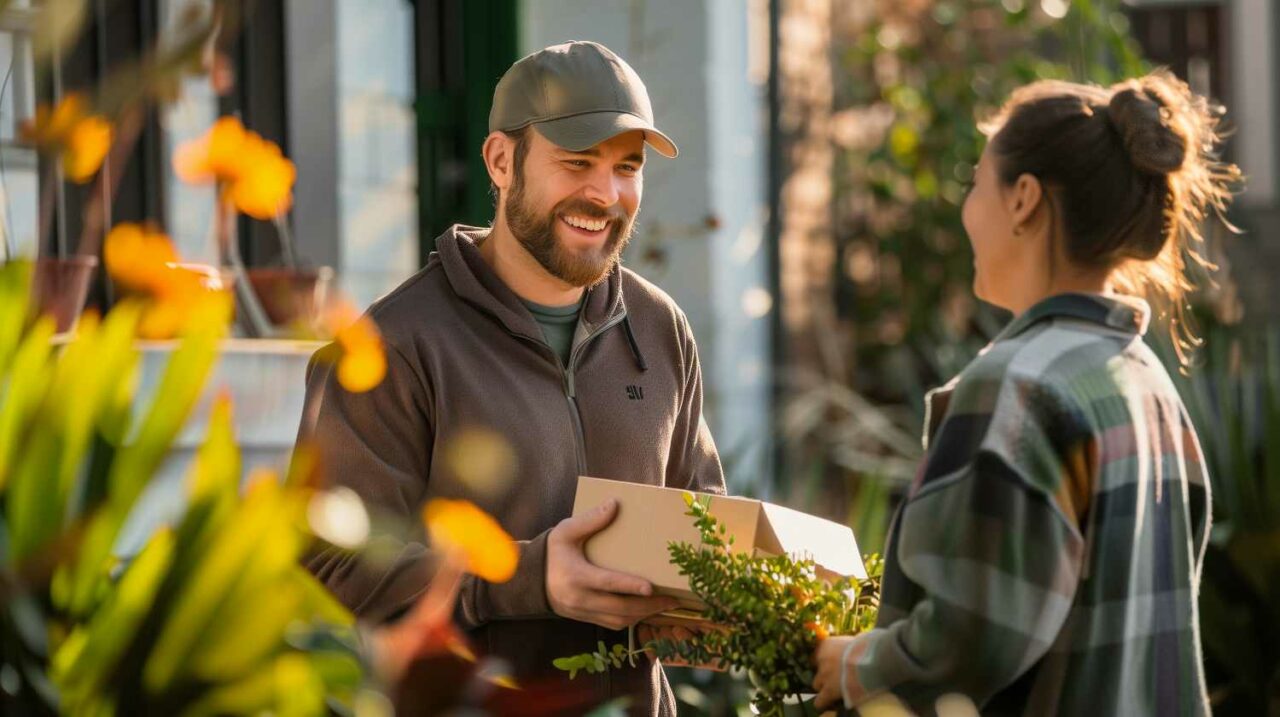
[
  {"left": 664, "top": 313, "right": 725, "bottom": 495},
  {"left": 852, "top": 377, "right": 1088, "bottom": 707},
  {"left": 299, "top": 342, "right": 554, "bottom": 627}
]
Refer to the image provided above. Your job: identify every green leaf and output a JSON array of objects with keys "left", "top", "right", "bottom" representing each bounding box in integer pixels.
[
  {"left": 0, "top": 259, "right": 33, "bottom": 377},
  {"left": 52, "top": 528, "right": 176, "bottom": 709},
  {"left": 143, "top": 480, "right": 292, "bottom": 691},
  {"left": 63, "top": 323, "right": 221, "bottom": 616}
]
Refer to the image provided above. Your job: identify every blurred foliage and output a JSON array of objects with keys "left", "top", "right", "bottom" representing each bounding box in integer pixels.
[
  {"left": 1158, "top": 329, "right": 1280, "bottom": 716},
  {"left": 557, "top": 494, "right": 882, "bottom": 716},
  {"left": 780, "top": 0, "right": 1149, "bottom": 563},
  {"left": 830, "top": 0, "right": 1144, "bottom": 400},
  {"left": 0, "top": 260, "right": 363, "bottom": 715}
]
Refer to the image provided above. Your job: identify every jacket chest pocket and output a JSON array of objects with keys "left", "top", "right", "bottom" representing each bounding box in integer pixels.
[{"left": 574, "top": 368, "right": 682, "bottom": 486}]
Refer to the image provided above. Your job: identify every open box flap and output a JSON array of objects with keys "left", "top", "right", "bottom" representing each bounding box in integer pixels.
[{"left": 756, "top": 502, "right": 867, "bottom": 579}]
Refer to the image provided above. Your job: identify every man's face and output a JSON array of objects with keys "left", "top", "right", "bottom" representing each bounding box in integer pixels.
[{"left": 504, "top": 129, "right": 645, "bottom": 288}]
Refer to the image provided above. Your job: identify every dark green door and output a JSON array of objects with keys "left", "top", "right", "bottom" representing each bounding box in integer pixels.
[{"left": 412, "top": 0, "right": 519, "bottom": 258}]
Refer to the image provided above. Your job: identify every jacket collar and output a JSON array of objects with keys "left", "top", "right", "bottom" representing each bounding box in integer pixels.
[
  {"left": 920, "top": 292, "right": 1150, "bottom": 453},
  {"left": 994, "top": 292, "right": 1151, "bottom": 343},
  {"left": 433, "top": 225, "right": 627, "bottom": 342}
]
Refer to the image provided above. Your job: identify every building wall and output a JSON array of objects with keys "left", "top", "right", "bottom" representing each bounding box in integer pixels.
[
  {"left": 287, "top": 0, "right": 419, "bottom": 310},
  {"left": 520, "top": 0, "right": 775, "bottom": 490},
  {"left": 1226, "top": 0, "right": 1279, "bottom": 320}
]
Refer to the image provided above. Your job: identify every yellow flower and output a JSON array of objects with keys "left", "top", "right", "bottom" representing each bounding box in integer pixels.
[
  {"left": 104, "top": 223, "right": 181, "bottom": 293},
  {"left": 22, "top": 94, "right": 113, "bottom": 183},
  {"left": 62, "top": 116, "right": 112, "bottom": 183},
  {"left": 173, "top": 116, "right": 296, "bottom": 219},
  {"left": 173, "top": 116, "right": 251, "bottom": 184},
  {"left": 422, "top": 499, "right": 518, "bottom": 583},
  {"left": 336, "top": 343, "right": 387, "bottom": 394},
  {"left": 323, "top": 301, "right": 387, "bottom": 393},
  {"left": 105, "top": 223, "right": 233, "bottom": 339},
  {"left": 23, "top": 94, "right": 86, "bottom": 145},
  {"left": 226, "top": 143, "right": 296, "bottom": 219}
]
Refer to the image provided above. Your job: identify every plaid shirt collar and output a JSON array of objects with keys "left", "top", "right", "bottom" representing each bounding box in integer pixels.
[
  {"left": 995, "top": 292, "right": 1151, "bottom": 343},
  {"left": 921, "top": 292, "right": 1151, "bottom": 453}
]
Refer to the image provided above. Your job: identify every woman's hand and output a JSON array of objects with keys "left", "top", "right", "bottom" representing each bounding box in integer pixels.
[{"left": 812, "top": 635, "right": 869, "bottom": 712}]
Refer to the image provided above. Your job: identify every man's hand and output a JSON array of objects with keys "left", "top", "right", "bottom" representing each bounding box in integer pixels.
[
  {"left": 813, "top": 635, "right": 869, "bottom": 712},
  {"left": 546, "top": 499, "right": 680, "bottom": 630}
]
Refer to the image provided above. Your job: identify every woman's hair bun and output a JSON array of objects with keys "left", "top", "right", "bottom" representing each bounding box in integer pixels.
[{"left": 1107, "top": 74, "right": 1191, "bottom": 177}]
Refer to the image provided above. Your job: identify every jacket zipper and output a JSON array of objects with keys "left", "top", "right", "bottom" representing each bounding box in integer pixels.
[
  {"left": 509, "top": 312, "right": 628, "bottom": 477},
  {"left": 509, "top": 311, "right": 630, "bottom": 700},
  {"left": 563, "top": 313, "right": 627, "bottom": 474}
]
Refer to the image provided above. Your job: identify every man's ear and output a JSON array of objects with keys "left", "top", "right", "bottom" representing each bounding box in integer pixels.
[
  {"left": 483, "top": 132, "right": 515, "bottom": 192},
  {"left": 1007, "top": 172, "right": 1044, "bottom": 229}
]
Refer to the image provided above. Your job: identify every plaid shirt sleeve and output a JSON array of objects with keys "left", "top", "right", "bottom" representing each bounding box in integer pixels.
[{"left": 852, "top": 369, "right": 1090, "bottom": 706}]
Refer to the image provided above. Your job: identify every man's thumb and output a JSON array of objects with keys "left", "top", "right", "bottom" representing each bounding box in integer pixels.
[{"left": 560, "top": 499, "right": 618, "bottom": 541}]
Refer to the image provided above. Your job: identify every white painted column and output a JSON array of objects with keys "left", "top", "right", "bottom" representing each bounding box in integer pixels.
[{"left": 1233, "top": 0, "right": 1276, "bottom": 207}]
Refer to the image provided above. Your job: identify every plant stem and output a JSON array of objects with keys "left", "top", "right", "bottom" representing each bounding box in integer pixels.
[
  {"left": 273, "top": 213, "right": 297, "bottom": 269},
  {"left": 75, "top": 107, "right": 144, "bottom": 259},
  {"left": 216, "top": 196, "right": 272, "bottom": 337}
]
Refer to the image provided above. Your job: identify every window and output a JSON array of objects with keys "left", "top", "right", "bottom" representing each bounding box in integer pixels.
[{"left": 0, "top": 0, "right": 40, "bottom": 261}]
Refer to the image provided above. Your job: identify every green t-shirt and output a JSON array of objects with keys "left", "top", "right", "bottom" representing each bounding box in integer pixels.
[{"left": 520, "top": 296, "right": 582, "bottom": 367}]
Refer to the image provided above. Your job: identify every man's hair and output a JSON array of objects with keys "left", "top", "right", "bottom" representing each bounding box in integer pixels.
[{"left": 489, "top": 126, "right": 533, "bottom": 206}]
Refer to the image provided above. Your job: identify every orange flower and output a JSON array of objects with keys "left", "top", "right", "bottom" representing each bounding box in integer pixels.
[
  {"left": 226, "top": 143, "right": 296, "bottom": 219},
  {"left": 173, "top": 116, "right": 251, "bottom": 183},
  {"left": 804, "top": 621, "right": 830, "bottom": 641},
  {"left": 173, "top": 116, "right": 296, "bottom": 219},
  {"left": 323, "top": 300, "right": 387, "bottom": 393},
  {"left": 105, "top": 223, "right": 233, "bottom": 339},
  {"left": 22, "top": 94, "right": 114, "bottom": 183},
  {"left": 105, "top": 223, "right": 181, "bottom": 293},
  {"left": 422, "top": 499, "right": 519, "bottom": 583},
  {"left": 336, "top": 342, "right": 386, "bottom": 393}
]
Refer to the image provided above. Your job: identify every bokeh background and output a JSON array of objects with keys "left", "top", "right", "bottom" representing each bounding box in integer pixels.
[{"left": 3, "top": 0, "right": 1278, "bottom": 714}]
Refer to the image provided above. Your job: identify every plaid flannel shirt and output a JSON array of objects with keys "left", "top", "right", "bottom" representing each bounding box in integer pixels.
[{"left": 852, "top": 293, "right": 1211, "bottom": 716}]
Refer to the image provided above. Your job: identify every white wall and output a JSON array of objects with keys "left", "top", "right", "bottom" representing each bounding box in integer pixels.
[
  {"left": 1232, "top": 0, "right": 1276, "bottom": 208},
  {"left": 287, "top": 0, "right": 419, "bottom": 310},
  {"left": 521, "top": 0, "right": 774, "bottom": 490}
]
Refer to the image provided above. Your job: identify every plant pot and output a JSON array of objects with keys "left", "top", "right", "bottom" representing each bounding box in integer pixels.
[
  {"left": 31, "top": 255, "right": 98, "bottom": 333},
  {"left": 244, "top": 266, "right": 334, "bottom": 331}
]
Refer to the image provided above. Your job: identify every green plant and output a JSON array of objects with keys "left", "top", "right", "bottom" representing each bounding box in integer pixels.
[
  {"left": 1156, "top": 328, "right": 1280, "bottom": 715},
  {"left": 831, "top": 0, "right": 1145, "bottom": 394},
  {"left": 0, "top": 259, "right": 363, "bottom": 715},
  {"left": 556, "top": 494, "right": 882, "bottom": 717}
]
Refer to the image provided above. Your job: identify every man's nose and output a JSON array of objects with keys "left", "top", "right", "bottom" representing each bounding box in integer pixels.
[{"left": 581, "top": 166, "right": 621, "bottom": 208}]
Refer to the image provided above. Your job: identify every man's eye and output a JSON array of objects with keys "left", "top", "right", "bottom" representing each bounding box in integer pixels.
[
  {"left": 565, "top": 160, "right": 589, "bottom": 168},
  {"left": 618, "top": 164, "right": 638, "bottom": 174}
]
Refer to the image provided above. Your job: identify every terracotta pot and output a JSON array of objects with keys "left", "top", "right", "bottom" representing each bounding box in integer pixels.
[
  {"left": 244, "top": 266, "right": 333, "bottom": 329},
  {"left": 31, "top": 255, "right": 98, "bottom": 333}
]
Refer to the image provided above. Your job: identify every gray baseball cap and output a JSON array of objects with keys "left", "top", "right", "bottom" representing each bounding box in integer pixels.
[{"left": 488, "top": 41, "right": 678, "bottom": 158}]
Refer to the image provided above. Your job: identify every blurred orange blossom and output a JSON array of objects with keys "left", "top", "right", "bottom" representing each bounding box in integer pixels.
[
  {"left": 21, "top": 94, "right": 113, "bottom": 183},
  {"left": 104, "top": 223, "right": 232, "bottom": 339},
  {"left": 173, "top": 116, "right": 296, "bottom": 219},
  {"left": 422, "top": 499, "right": 519, "bottom": 584},
  {"left": 321, "top": 300, "right": 387, "bottom": 393}
]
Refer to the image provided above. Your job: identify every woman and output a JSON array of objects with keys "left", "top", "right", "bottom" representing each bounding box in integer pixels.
[{"left": 813, "top": 71, "right": 1239, "bottom": 716}]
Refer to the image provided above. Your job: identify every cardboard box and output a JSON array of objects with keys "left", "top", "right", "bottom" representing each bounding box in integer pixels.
[{"left": 572, "top": 476, "right": 866, "bottom": 623}]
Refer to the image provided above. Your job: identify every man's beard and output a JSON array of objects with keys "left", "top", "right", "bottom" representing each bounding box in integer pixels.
[{"left": 504, "top": 171, "right": 635, "bottom": 288}]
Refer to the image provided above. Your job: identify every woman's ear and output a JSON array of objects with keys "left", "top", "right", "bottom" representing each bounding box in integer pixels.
[
  {"left": 1007, "top": 172, "right": 1044, "bottom": 230},
  {"left": 483, "top": 132, "right": 515, "bottom": 192}
]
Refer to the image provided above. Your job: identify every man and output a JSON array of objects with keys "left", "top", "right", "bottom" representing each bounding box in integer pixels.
[{"left": 298, "top": 41, "right": 725, "bottom": 716}]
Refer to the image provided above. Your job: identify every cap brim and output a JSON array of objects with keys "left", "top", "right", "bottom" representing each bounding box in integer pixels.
[{"left": 533, "top": 111, "right": 679, "bottom": 158}]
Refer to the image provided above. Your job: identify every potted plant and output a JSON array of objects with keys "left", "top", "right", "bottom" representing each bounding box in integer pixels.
[{"left": 173, "top": 115, "right": 335, "bottom": 338}]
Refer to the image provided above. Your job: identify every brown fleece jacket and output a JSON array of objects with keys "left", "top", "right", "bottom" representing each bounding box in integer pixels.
[{"left": 297, "top": 225, "right": 726, "bottom": 716}]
